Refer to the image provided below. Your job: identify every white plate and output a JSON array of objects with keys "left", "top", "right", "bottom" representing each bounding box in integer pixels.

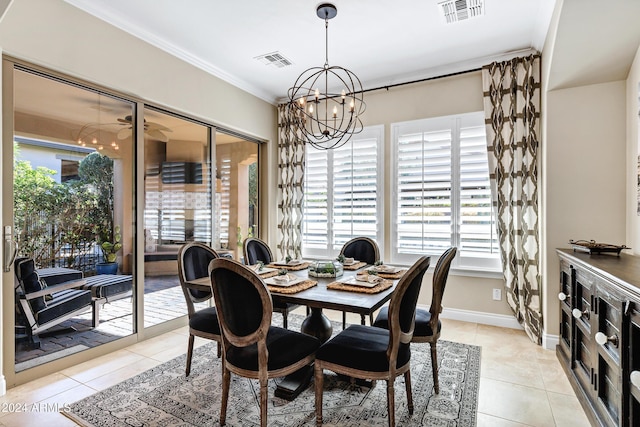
[
  {"left": 264, "top": 275, "right": 305, "bottom": 287},
  {"left": 371, "top": 265, "right": 401, "bottom": 274},
  {"left": 342, "top": 260, "right": 359, "bottom": 266},
  {"left": 251, "top": 266, "right": 277, "bottom": 274},
  {"left": 338, "top": 277, "right": 382, "bottom": 288}
]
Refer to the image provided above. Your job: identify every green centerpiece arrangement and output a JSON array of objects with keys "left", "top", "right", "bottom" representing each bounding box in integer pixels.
[{"left": 309, "top": 259, "right": 344, "bottom": 278}]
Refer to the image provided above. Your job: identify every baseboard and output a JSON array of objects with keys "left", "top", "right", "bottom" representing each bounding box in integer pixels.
[
  {"left": 437, "top": 307, "right": 523, "bottom": 330},
  {"left": 542, "top": 331, "right": 560, "bottom": 351},
  {"left": 435, "top": 306, "right": 560, "bottom": 349}
]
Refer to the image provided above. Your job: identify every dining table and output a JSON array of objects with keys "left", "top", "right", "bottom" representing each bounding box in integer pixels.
[{"left": 259, "top": 260, "right": 406, "bottom": 400}]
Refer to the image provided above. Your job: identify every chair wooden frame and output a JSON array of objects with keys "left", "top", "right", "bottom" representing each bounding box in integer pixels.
[
  {"left": 209, "top": 258, "right": 318, "bottom": 427},
  {"left": 412, "top": 246, "right": 457, "bottom": 394},
  {"left": 243, "top": 236, "right": 301, "bottom": 329},
  {"left": 177, "top": 242, "right": 221, "bottom": 376},
  {"left": 339, "top": 236, "right": 381, "bottom": 328},
  {"left": 314, "top": 256, "right": 431, "bottom": 427}
]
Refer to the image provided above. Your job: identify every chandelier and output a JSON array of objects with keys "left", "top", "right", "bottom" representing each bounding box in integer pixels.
[{"left": 287, "top": 3, "right": 366, "bottom": 150}]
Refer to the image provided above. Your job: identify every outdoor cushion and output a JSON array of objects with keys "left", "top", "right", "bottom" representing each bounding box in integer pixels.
[
  {"left": 35, "top": 288, "right": 92, "bottom": 324},
  {"left": 16, "top": 258, "right": 47, "bottom": 312}
]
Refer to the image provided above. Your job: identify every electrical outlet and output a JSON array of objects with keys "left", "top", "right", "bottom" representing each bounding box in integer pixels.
[{"left": 492, "top": 288, "right": 502, "bottom": 301}]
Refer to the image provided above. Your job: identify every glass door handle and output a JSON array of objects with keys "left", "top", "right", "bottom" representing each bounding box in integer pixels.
[{"left": 4, "top": 225, "right": 17, "bottom": 272}]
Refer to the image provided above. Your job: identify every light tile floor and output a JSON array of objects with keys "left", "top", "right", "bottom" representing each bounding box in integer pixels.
[{"left": 0, "top": 308, "right": 592, "bottom": 426}]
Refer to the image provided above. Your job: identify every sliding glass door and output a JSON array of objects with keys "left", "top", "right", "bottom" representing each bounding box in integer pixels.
[
  {"left": 2, "top": 59, "right": 262, "bottom": 383},
  {"left": 9, "top": 67, "right": 135, "bottom": 371}
]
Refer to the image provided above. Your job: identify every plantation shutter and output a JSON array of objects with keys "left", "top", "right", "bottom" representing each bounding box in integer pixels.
[
  {"left": 397, "top": 127, "right": 452, "bottom": 254},
  {"left": 331, "top": 137, "right": 379, "bottom": 250},
  {"left": 302, "top": 148, "right": 329, "bottom": 250}
]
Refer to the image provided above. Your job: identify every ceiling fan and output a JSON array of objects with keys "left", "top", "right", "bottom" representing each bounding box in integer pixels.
[{"left": 116, "top": 115, "right": 172, "bottom": 142}]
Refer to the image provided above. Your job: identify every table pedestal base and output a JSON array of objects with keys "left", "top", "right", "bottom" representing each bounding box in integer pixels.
[
  {"left": 275, "top": 307, "right": 333, "bottom": 401},
  {"left": 300, "top": 307, "right": 333, "bottom": 342}
]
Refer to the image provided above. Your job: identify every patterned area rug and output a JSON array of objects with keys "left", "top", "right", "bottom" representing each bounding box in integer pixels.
[{"left": 65, "top": 318, "right": 480, "bottom": 426}]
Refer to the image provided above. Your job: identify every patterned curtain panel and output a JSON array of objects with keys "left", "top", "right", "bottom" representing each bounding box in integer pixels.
[
  {"left": 276, "top": 104, "right": 305, "bottom": 260},
  {"left": 482, "top": 55, "right": 542, "bottom": 344}
]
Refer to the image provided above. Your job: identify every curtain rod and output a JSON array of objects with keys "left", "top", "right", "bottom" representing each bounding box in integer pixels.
[{"left": 361, "top": 67, "right": 482, "bottom": 94}]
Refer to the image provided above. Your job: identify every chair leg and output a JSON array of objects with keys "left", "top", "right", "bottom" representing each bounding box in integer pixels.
[
  {"left": 186, "top": 334, "right": 195, "bottom": 376},
  {"left": 386, "top": 378, "right": 396, "bottom": 427},
  {"left": 360, "top": 314, "right": 366, "bottom": 325},
  {"left": 217, "top": 341, "right": 221, "bottom": 358},
  {"left": 282, "top": 312, "right": 288, "bottom": 329},
  {"left": 430, "top": 341, "right": 439, "bottom": 394},
  {"left": 259, "top": 377, "right": 268, "bottom": 427},
  {"left": 220, "top": 366, "right": 230, "bottom": 426},
  {"left": 315, "top": 363, "right": 324, "bottom": 426},
  {"left": 342, "top": 311, "right": 346, "bottom": 330},
  {"left": 404, "top": 370, "right": 414, "bottom": 415}
]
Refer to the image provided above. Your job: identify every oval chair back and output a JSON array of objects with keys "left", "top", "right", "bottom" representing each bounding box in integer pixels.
[
  {"left": 338, "top": 237, "right": 381, "bottom": 328},
  {"left": 177, "top": 242, "right": 219, "bottom": 311},
  {"left": 176, "top": 242, "right": 221, "bottom": 376},
  {"left": 243, "top": 237, "right": 274, "bottom": 265},
  {"left": 209, "top": 258, "right": 272, "bottom": 349},
  {"left": 339, "top": 237, "right": 380, "bottom": 265},
  {"left": 209, "top": 258, "right": 320, "bottom": 427},
  {"left": 386, "top": 256, "right": 432, "bottom": 364},
  {"left": 243, "top": 236, "right": 301, "bottom": 329},
  {"left": 428, "top": 246, "right": 457, "bottom": 331}
]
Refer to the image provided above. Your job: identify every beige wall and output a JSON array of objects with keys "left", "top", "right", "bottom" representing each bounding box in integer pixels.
[
  {"left": 544, "top": 81, "right": 627, "bottom": 337},
  {"left": 627, "top": 45, "right": 640, "bottom": 251}
]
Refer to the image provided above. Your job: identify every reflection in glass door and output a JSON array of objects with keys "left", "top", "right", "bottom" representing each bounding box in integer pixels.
[
  {"left": 11, "top": 68, "right": 135, "bottom": 371},
  {"left": 142, "top": 110, "right": 212, "bottom": 327}
]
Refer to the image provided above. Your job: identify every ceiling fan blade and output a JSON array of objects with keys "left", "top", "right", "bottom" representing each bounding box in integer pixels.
[
  {"left": 117, "top": 128, "right": 131, "bottom": 140},
  {"left": 147, "top": 129, "right": 168, "bottom": 142},
  {"left": 146, "top": 121, "right": 172, "bottom": 132}
]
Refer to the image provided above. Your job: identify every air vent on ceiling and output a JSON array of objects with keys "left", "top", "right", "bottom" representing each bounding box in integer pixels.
[
  {"left": 438, "top": 0, "right": 484, "bottom": 24},
  {"left": 254, "top": 51, "right": 293, "bottom": 68}
]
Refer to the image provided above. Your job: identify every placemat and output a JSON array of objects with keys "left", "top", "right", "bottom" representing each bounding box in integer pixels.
[
  {"left": 327, "top": 279, "right": 393, "bottom": 294},
  {"left": 366, "top": 269, "right": 407, "bottom": 280},
  {"left": 266, "top": 262, "right": 310, "bottom": 271},
  {"left": 267, "top": 279, "right": 317, "bottom": 294},
  {"left": 258, "top": 270, "right": 279, "bottom": 279},
  {"left": 343, "top": 261, "right": 367, "bottom": 270}
]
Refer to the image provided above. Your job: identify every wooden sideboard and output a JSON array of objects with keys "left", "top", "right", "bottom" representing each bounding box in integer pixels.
[{"left": 557, "top": 249, "right": 640, "bottom": 427}]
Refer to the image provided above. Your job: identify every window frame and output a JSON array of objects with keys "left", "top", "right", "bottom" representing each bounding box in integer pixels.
[
  {"left": 390, "top": 112, "right": 501, "bottom": 274},
  {"left": 301, "top": 125, "right": 385, "bottom": 260}
]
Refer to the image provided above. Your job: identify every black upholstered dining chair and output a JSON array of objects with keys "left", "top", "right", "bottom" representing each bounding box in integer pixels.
[
  {"left": 243, "top": 236, "right": 302, "bottom": 329},
  {"left": 177, "top": 242, "right": 221, "bottom": 376},
  {"left": 209, "top": 258, "right": 321, "bottom": 427},
  {"left": 373, "top": 247, "right": 457, "bottom": 394},
  {"left": 338, "top": 236, "right": 381, "bottom": 328},
  {"left": 314, "top": 256, "right": 431, "bottom": 427}
]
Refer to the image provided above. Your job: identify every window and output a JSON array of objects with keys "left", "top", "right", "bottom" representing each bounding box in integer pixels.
[
  {"left": 391, "top": 112, "right": 500, "bottom": 272},
  {"left": 302, "top": 126, "right": 384, "bottom": 259}
]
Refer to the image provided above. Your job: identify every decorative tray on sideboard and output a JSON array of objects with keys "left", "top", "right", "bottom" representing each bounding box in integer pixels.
[{"left": 569, "top": 239, "right": 629, "bottom": 256}]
